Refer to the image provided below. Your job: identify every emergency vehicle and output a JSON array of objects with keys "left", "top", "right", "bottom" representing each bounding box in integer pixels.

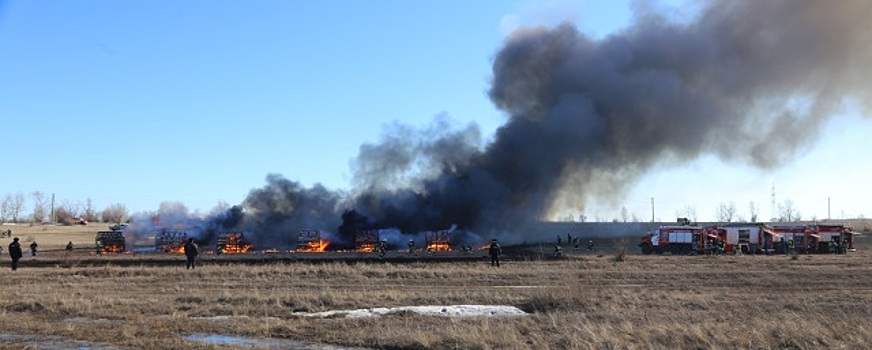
[
  {"left": 639, "top": 224, "right": 712, "bottom": 255},
  {"left": 809, "top": 224, "right": 854, "bottom": 253},
  {"left": 712, "top": 223, "right": 778, "bottom": 254}
]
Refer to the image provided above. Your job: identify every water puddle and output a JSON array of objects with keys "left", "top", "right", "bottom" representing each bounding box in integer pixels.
[
  {"left": 184, "top": 333, "right": 362, "bottom": 349},
  {"left": 0, "top": 332, "right": 133, "bottom": 350}
]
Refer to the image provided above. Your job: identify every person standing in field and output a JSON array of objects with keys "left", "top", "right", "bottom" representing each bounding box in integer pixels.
[
  {"left": 8, "top": 237, "right": 23, "bottom": 271},
  {"left": 29, "top": 241, "right": 38, "bottom": 256},
  {"left": 184, "top": 238, "right": 199, "bottom": 270},
  {"left": 488, "top": 239, "right": 501, "bottom": 267}
]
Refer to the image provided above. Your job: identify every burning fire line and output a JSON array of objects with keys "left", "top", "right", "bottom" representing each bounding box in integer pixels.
[
  {"left": 296, "top": 240, "right": 329, "bottom": 252},
  {"left": 426, "top": 243, "right": 451, "bottom": 252}
]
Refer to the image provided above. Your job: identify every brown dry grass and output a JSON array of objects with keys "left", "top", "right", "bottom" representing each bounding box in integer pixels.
[
  {"left": 0, "top": 222, "right": 113, "bottom": 251},
  {"left": 0, "top": 225, "right": 870, "bottom": 349},
  {"left": 0, "top": 247, "right": 870, "bottom": 349}
]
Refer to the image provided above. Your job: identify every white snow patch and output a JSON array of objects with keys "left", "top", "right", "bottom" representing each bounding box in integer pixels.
[{"left": 295, "top": 304, "right": 528, "bottom": 319}]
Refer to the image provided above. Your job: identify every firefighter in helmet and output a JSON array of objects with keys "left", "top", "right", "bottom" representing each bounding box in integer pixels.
[
  {"left": 8, "top": 237, "right": 22, "bottom": 271},
  {"left": 407, "top": 239, "right": 415, "bottom": 254},
  {"left": 488, "top": 239, "right": 501, "bottom": 267},
  {"left": 184, "top": 238, "right": 199, "bottom": 270},
  {"left": 377, "top": 240, "right": 387, "bottom": 258}
]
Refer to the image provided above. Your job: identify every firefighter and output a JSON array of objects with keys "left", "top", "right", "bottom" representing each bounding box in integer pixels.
[
  {"left": 588, "top": 239, "right": 595, "bottom": 251},
  {"left": 554, "top": 245, "right": 563, "bottom": 258},
  {"left": 488, "top": 239, "right": 501, "bottom": 267},
  {"left": 786, "top": 239, "right": 795, "bottom": 255},
  {"left": 407, "top": 239, "right": 415, "bottom": 254},
  {"left": 29, "top": 241, "right": 38, "bottom": 257},
  {"left": 65, "top": 241, "right": 74, "bottom": 254},
  {"left": 95, "top": 239, "right": 104, "bottom": 255},
  {"left": 8, "top": 237, "right": 22, "bottom": 271},
  {"left": 717, "top": 240, "right": 725, "bottom": 255},
  {"left": 183, "top": 238, "right": 199, "bottom": 270},
  {"left": 377, "top": 240, "right": 387, "bottom": 259}
]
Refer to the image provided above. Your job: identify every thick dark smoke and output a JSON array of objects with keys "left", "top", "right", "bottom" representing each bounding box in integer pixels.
[
  {"left": 237, "top": 174, "right": 346, "bottom": 248},
  {"left": 217, "top": 0, "right": 872, "bottom": 245}
]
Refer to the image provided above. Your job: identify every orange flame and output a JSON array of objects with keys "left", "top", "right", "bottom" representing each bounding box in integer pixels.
[
  {"left": 221, "top": 244, "right": 251, "bottom": 254},
  {"left": 100, "top": 244, "right": 125, "bottom": 253},
  {"left": 297, "top": 240, "right": 329, "bottom": 252},
  {"left": 426, "top": 243, "right": 451, "bottom": 252},
  {"left": 358, "top": 243, "right": 376, "bottom": 252},
  {"left": 218, "top": 232, "right": 252, "bottom": 254}
]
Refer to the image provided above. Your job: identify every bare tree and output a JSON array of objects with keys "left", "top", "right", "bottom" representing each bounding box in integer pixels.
[
  {"left": 777, "top": 200, "right": 802, "bottom": 222},
  {"left": 55, "top": 205, "right": 76, "bottom": 225},
  {"left": 716, "top": 202, "right": 737, "bottom": 223},
  {"left": 749, "top": 201, "right": 759, "bottom": 222},
  {"left": 10, "top": 193, "right": 25, "bottom": 223},
  {"left": 82, "top": 197, "right": 99, "bottom": 223},
  {"left": 676, "top": 205, "right": 698, "bottom": 223},
  {"left": 578, "top": 213, "right": 587, "bottom": 222},
  {"left": 55, "top": 200, "right": 83, "bottom": 225},
  {"left": 101, "top": 203, "right": 129, "bottom": 223},
  {"left": 0, "top": 193, "right": 11, "bottom": 223},
  {"left": 620, "top": 206, "right": 629, "bottom": 223},
  {"left": 31, "top": 191, "right": 49, "bottom": 223}
]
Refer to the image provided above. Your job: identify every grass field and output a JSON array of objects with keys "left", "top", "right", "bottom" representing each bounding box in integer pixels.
[{"left": 0, "top": 224, "right": 870, "bottom": 349}]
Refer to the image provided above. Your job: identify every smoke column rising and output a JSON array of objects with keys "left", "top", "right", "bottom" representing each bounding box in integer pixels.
[{"left": 232, "top": 0, "right": 872, "bottom": 244}]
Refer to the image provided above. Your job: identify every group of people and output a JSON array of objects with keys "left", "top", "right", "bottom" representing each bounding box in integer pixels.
[
  {"left": 7, "top": 238, "right": 38, "bottom": 271},
  {"left": 559, "top": 234, "right": 595, "bottom": 251}
]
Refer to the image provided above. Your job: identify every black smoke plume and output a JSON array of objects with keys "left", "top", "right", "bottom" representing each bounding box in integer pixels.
[{"left": 220, "top": 0, "right": 872, "bottom": 245}]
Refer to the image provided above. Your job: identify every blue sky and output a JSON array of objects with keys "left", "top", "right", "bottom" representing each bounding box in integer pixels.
[{"left": 1, "top": 0, "right": 870, "bottom": 222}]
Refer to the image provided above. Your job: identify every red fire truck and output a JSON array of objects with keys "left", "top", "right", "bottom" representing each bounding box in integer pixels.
[
  {"left": 809, "top": 224, "right": 854, "bottom": 253},
  {"left": 639, "top": 224, "right": 714, "bottom": 255}
]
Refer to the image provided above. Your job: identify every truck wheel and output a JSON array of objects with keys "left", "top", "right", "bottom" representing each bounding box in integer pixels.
[{"left": 641, "top": 244, "right": 653, "bottom": 255}]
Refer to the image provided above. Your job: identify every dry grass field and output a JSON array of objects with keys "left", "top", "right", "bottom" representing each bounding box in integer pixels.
[{"left": 0, "top": 224, "right": 870, "bottom": 349}]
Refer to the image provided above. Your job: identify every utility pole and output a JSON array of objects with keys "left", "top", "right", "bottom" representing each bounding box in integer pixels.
[
  {"left": 770, "top": 182, "right": 776, "bottom": 221},
  {"left": 651, "top": 197, "right": 654, "bottom": 223},
  {"left": 50, "top": 193, "right": 55, "bottom": 224}
]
